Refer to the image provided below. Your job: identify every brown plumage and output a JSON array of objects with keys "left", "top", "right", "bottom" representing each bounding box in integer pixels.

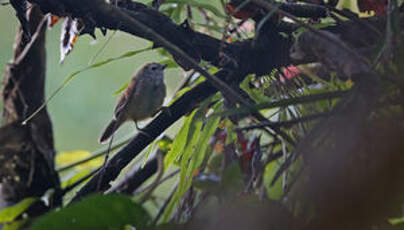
[{"left": 99, "top": 62, "right": 167, "bottom": 143}]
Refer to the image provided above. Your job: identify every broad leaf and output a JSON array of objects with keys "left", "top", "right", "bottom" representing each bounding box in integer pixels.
[{"left": 28, "top": 194, "right": 150, "bottom": 230}]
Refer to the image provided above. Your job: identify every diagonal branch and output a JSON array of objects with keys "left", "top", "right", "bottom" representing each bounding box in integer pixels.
[{"left": 71, "top": 75, "right": 222, "bottom": 201}]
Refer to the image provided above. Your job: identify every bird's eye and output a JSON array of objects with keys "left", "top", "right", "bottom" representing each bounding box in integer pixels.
[{"left": 151, "top": 66, "right": 158, "bottom": 71}]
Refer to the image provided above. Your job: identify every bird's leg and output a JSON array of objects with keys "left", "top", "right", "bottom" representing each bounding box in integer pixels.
[
  {"left": 152, "top": 106, "right": 172, "bottom": 117},
  {"left": 135, "top": 121, "right": 151, "bottom": 137}
]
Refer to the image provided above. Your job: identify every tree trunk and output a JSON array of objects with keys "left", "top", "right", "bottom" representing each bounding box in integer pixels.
[{"left": 0, "top": 4, "right": 61, "bottom": 216}]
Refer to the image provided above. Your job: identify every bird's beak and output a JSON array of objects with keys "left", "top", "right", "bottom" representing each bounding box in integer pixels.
[{"left": 161, "top": 63, "right": 168, "bottom": 70}]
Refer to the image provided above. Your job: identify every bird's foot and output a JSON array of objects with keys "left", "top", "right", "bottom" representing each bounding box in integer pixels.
[
  {"left": 153, "top": 106, "right": 172, "bottom": 117},
  {"left": 135, "top": 122, "right": 151, "bottom": 137}
]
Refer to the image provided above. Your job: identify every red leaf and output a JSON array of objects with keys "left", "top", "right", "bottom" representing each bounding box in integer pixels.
[
  {"left": 280, "top": 65, "right": 301, "bottom": 82},
  {"left": 47, "top": 14, "right": 60, "bottom": 28}
]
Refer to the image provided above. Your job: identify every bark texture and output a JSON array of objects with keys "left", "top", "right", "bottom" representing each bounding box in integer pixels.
[{"left": 0, "top": 5, "right": 60, "bottom": 213}]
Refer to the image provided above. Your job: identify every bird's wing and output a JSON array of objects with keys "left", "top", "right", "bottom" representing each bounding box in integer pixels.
[
  {"left": 113, "top": 93, "right": 128, "bottom": 119},
  {"left": 113, "top": 77, "right": 139, "bottom": 119}
]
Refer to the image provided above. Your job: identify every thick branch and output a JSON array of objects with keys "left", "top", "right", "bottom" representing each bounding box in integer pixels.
[
  {"left": 71, "top": 71, "right": 225, "bottom": 201},
  {"left": 24, "top": 0, "right": 398, "bottom": 202},
  {"left": 0, "top": 4, "right": 61, "bottom": 212},
  {"left": 28, "top": 0, "right": 293, "bottom": 75}
]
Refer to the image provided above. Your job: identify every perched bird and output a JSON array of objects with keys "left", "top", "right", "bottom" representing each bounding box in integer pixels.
[{"left": 99, "top": 62, "right": 167, "bottom": 143}]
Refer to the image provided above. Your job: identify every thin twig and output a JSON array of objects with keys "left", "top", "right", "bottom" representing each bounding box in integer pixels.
[
  {"left": 61, "top": 168, "right": 100, "bottom": 196},
  {"left": 14, "top": 14, "right": 47, "bottom": 65},
  {"left": 57, "top": 136, "right": 131, "bottom": 172},
  {"left": 138, "top": 151, "right": 165, "bottom": 203},
  {"left": 281, "top": 139, "right": 288, "bottom": 192},
  {"left": 237, "top": 111, "right": 331, "bottom": 131},
  {"left": 152, "top": 182, "right": 178, "bottom": 226},
  {"left": 88, "top": 30, "right": 117, "bottom": 65},
  {"left": 134, "top": 169, "right": 180, "bottom": 196},
  {"left": 97, "top": 133, "right": 115, "bottom": 190}
]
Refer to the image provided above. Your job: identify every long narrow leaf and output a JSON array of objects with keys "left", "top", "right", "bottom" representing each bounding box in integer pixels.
[
  {"left": 0, "top": 198, "right": 38, "bottom": 223},
  {"left": 186, "top": 102, "right": 222, "bottom": 185},
  {"left": 164, "top": 110, "right": 195, "bottom": 170},
  {"left": 178, "top": 110, "right": 203, "bottom": 195},
  {"left": 161, "top": 96, "right": 220, "bottom": 222},
  {"left": 161, "top": 109, "right": 201, "bottom": 222}
]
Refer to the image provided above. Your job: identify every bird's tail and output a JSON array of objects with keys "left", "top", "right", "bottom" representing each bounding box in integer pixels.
[{"left": 99, "top": 119, "right": 121, "bottom": 143}]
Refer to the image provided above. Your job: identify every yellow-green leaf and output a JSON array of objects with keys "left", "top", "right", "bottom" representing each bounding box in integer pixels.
[{"left": 0, "top": 198, "right": 38, "bottom": 223}]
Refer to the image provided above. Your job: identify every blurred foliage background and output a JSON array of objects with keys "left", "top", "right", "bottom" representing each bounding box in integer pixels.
[
  {"left": 0, "top": 4, "right": 183, "bottom": 152},
  {"left": 2, "top": 0, "right": 404, "bottom": 229}
]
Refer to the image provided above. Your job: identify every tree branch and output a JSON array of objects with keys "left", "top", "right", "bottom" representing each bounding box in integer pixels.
[
  {"left": 23, "top": 0, "right": 399, "bottom": 202},
  {"left": 71, "top": 75, "right": 221, "bottom": 201}
]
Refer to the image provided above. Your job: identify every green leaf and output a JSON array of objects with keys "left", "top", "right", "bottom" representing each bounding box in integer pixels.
[
  {"left": 3, "top": 220, "right": 27, "bottom": 230},
  {"left": 162, "top": 96, "right": 219, "bottom": 222},
  {"left": 178, "top": 108, "right": 203, "bottom": 195},
  {"left": 164, "top": 111, "right": 194, "bottom": 170},
  {"left": 264, "top": 161, "right": 283, "bottom": 200},
  {"left": 28, "top": 194, "right": 150, "bottom": 230},
  {"left": 239, "top": 74, "right": 270, "bottom": 104},
  {"left": 169, "top": 77, "right": 205, "bottom": 106},
  {"left": 157, "top": 136, "right": 173, "bottom": 152},
  {"left": 161, "top": 189, "right": 178, "bottom": 222},
  {"left": 113, "top": 81, "right": 129, "bottom": 96},
  {"left": 224, "top": 120, "right": 237, "bottom": 146},
  {"left": 61, "top": 169, "right": 92, "bottom": 188},
  {"left": 169, "top": 3, "right": 185, "bottom": 23},
  {"left": 186, "top": 102, "right": 222, "bottom": 185},
  {"left": 159, "top": 59, "right": 178, "bottom": 69},
  {"left": 390, "top": 216, "right": 404, "bottom": 226},
  {"left": 0, "top": 198, "right": 38, "bottom": 223}
]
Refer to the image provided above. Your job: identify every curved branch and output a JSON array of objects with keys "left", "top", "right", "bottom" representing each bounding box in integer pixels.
[{"left": 28, "top": 0, "right": 293, "bottom": 75}]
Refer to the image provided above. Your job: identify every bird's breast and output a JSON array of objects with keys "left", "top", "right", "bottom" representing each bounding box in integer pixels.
[{"left": 126, "top": 80, "right": 166, "bottom": 121}]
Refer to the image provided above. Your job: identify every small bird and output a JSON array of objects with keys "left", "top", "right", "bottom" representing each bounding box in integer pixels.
[{"left": 99, "top": 62, "right": 167, "bottom": 143}]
